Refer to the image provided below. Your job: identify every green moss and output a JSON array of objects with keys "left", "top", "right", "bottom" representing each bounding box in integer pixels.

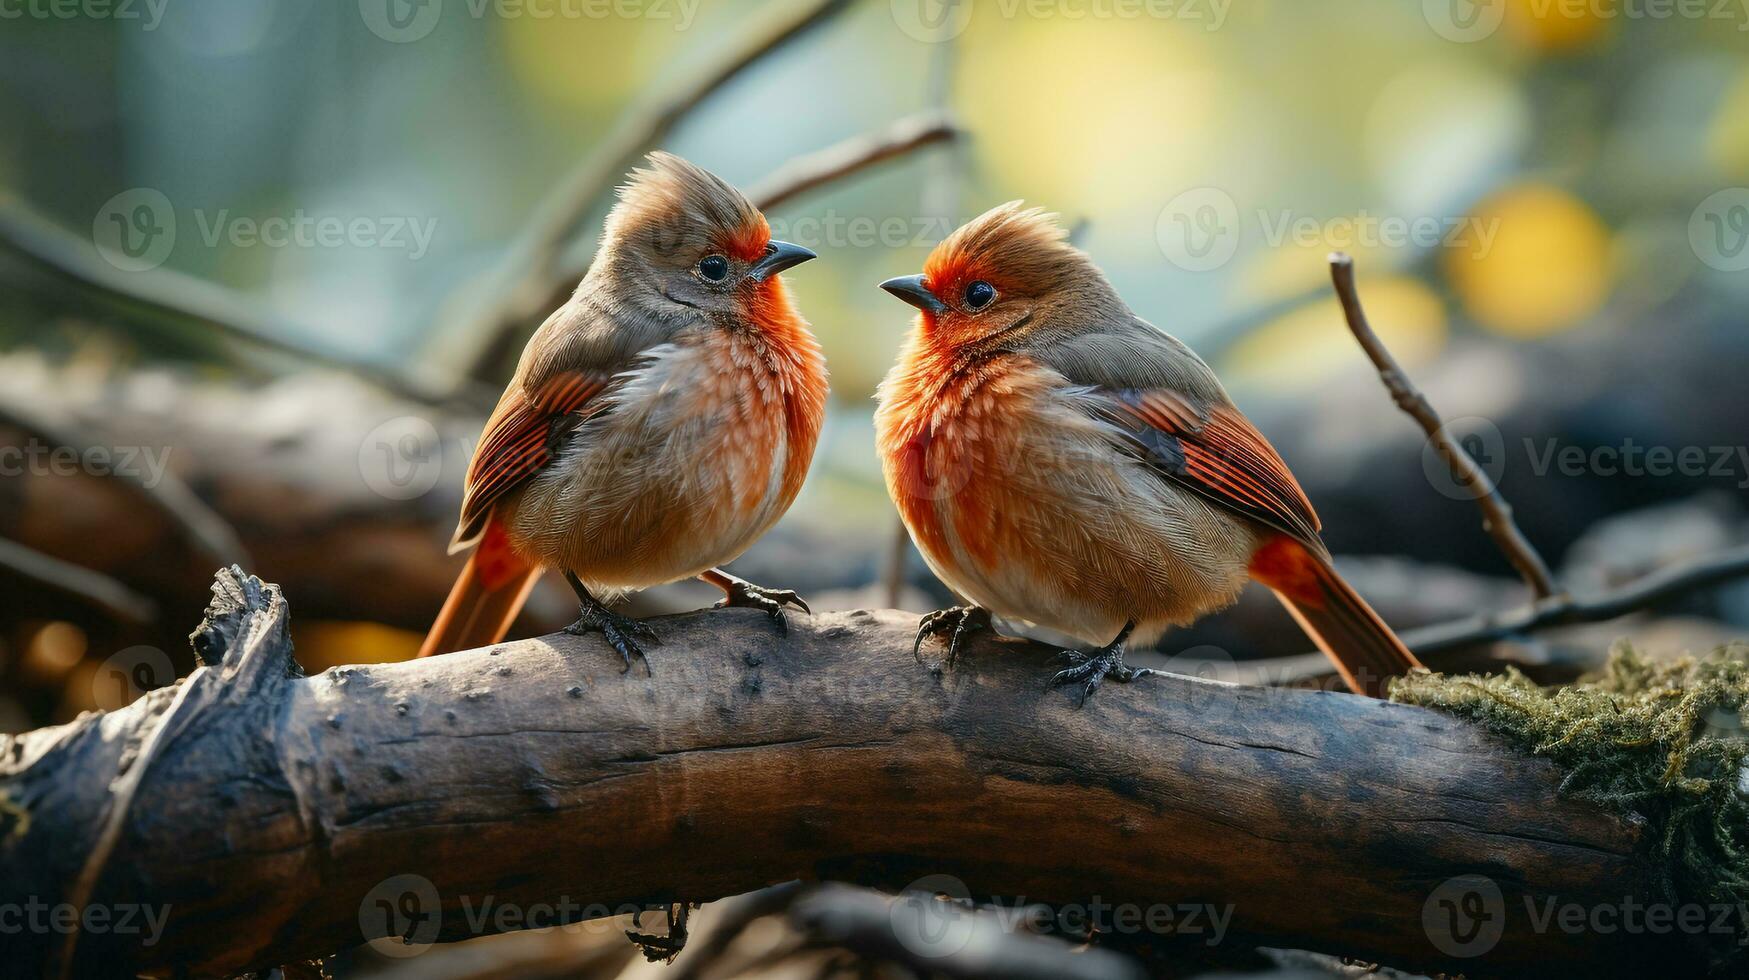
[{"left": 1392, "top": 642, "right": 1749, "bottom": 967}]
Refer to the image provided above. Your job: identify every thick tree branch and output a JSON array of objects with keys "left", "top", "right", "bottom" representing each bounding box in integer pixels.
[
  {"left": 0, "top": 570, "right": 1696, "bottom": 978},
  {"left": 1328, "top": 253, "right": 1559, "bottom": 598}
]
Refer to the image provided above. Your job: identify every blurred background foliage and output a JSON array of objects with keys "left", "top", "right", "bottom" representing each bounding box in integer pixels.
[
  {"left": 2, "top": 0, "right": 1749, "bottom": 733},
  {"left": 3, "top": 0, "right": 1744, "bottom": 383}
]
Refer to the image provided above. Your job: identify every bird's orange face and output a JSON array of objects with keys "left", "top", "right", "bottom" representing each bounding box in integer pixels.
[
  {"left": 879, "top": 203, "right": 1072, "bottom": 352},
  {"left": 880, "top": 256, "right": 1033, "bottom": 351}
]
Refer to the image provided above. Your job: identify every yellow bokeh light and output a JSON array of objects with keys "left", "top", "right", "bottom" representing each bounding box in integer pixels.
[
  {"left": 1444, "top": 183, "right": 1613, "bottom": 338},
  {"left": 498, "top": 12, "right": 670, "bottom": 111},
  {"left": 292, "top": 622, "right": 424, "bottom": 672},
  {"left": 22, "top": 621, "right": 87, "bottom": 684},
  {"left": 1223, "top": 277, "right": 1448, "bottom": 390},
  {"left": 1708, "top": 68, "right": 1749, "bottom": 180},
  {"left": 956, "top": 16, "right": 1225, "bottom": 212},
  {"left": 1238, "top": 233, "right": 1402, "bottom": 305},
  {"left": 1504, "top": 0, "right": 1610, "bottom": 53}
]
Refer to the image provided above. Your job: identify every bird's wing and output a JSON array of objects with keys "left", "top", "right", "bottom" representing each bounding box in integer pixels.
[
  {"left": 452, "top": 368, "right": 614, "bottom": 550},
  {"left": 1037, "top": 322, "right": 1323, "bottom": 549}
]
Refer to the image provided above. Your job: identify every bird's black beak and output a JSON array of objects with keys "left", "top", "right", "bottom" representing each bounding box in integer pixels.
[
  {"left": 879, "top": 274, "right": 948, "bottom": 314},
  {"left": 748, "top": 240, "right": 816, "bottom": 282}
]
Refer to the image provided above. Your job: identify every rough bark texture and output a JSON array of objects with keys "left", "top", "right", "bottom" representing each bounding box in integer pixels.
[{"left": 0, "top": 569, "right": 1700, "bottom": 978}]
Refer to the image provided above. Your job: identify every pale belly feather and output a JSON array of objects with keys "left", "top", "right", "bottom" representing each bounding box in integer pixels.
[{"left": 506, "top": 339, "right": 797, "bottom": 593}]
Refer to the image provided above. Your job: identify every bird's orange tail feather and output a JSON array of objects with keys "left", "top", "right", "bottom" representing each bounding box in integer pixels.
[
  {"left": 418, "top": 521, "right": 543, "bottom": 658},
  {"left": 1249, "top": 536, "right": 1424, "bottom": 698}
]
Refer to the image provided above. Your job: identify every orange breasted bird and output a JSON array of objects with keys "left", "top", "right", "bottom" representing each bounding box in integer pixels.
[
  {"left": 874, "top": 203, "right": 1423, "bottom": 700},
  {"left": 419, "top": 153, "right": 829, "bottom": 666}
]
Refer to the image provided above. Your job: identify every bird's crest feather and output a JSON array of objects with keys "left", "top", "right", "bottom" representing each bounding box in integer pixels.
[
  {"left": 605, "top": 151, "right": 770, "bottom": 262},
  {"left": 924, "top": 202, "right": 1084, "bottom": 295}
]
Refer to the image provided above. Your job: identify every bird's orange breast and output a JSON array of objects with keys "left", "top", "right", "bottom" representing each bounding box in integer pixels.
[
  {"left": 875, "top": 346, "right": 1042, "bottom": 574},
  {"left": 743, "top": 278, "right": 829, "bottom": 510}
]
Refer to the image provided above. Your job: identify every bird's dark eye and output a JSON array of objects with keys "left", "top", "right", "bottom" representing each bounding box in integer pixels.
[
  {"left": 698, "top": 255, "right": 729, "bottom": 282},
  {"left": 964, "top": 280, "right": 996, "bottom": 310}
]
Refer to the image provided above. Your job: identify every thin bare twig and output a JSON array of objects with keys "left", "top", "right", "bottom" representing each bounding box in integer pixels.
[
  {"left": 1328, "top": 252, "right": 1560, "bottom": 598},
  {"left": 0, "top": 197, "right": 464, "bottom": 406},
  {"left": 743, "top": 111, "right": 962, "bottom": 210},
  {"left": 1189, "top": 544, "right": 1749, "bottom": 687},
  {"left": 0, "top": 537, "right": 157, "bottom": 626},
  {"left": 1399, "top": 542, "right": 1749, "bottom": 655},
  {"left": 436, "top": 0, "right": 857, "bottom": 385}
]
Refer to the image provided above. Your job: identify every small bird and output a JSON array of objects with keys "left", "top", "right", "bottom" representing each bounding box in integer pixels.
[
  {"left": 874, "top": 203, "right": 1423, "bottom": 700},
  {"left": 419, "top": 153, "right": 828, "bottom": 666}
]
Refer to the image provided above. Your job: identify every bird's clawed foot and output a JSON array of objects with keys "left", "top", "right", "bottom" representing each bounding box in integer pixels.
[
  {"left": 708, "top": 572, "right": 810, "bottom": 632},
  {"left": 1051, "top": 622, "right": 1153, "bottom": 706},
  {"left": 563, "top": 605, "right": 658, "bottom": 674},
  {"left": 563, "top": 570, "right": 657, "bottom": 674},
  {"left": 914, "top": 605, "right": 992, "bottom": 671}
]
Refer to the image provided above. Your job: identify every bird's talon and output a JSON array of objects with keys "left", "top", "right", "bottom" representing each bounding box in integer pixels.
[
  {"left": 564, "top": 609, "right": 656, "bottom": 675},
  {"left": 913, "top": 606, "right": 990, "bottom": 670},
  {"left": 717, "top": 581, "right": 810, "bottom": 631},
  {"left": 1048, "top": 631, "right": 1149, "bottom": 705}
]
